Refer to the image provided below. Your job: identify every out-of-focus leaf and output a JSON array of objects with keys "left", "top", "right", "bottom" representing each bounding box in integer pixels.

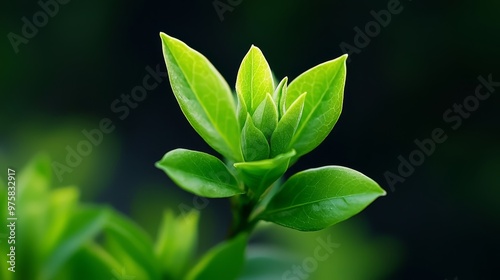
[
  {"left": 18, "top": 153, "right": 52, "bottom": 200},
  {"left": 54, "top": 243, "right": 121, "bottom": 280},
  {"left": 43, "top": 207, "right": 109, "bottom": 280},
  {"left": 155, "top": 209, "right": 199, "bottom": 279},
  {"left": 103, "top": 210, "right": 160, "bottom": 280},
  {"left": 16, "top": 153, "right": 53, "bottom": 280},
  {"left": 186, "top": 234, "right": 247, "bottom": 280},
  {"left": 43, "top": 186, "right": 79, "bottom": 257}
]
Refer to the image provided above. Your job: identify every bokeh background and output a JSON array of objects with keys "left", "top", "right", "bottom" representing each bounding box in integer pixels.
[{"left": 1, "top": 0, "right": 499, "bottom": 279}]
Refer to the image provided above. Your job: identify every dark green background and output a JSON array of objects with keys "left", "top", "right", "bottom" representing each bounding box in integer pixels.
[{"left": 1, "top": 0, "right": 499, "bottom": 279}]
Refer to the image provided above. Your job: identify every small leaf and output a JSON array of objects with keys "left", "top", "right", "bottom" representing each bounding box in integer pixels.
[
  {"left": 270, "top": 93, "right": 307, "bottom": 157},
  {"left": 272, "top": 77, "right": 288, "bottom": 118},
  {"left": 186, "top": 234, "right": 247, "bottom": 280},
  {"left": 236, "top": 45, "right": 274, "bottom": 114},
  {"left": 160, "top": 33, "right": 243, "bottom": 161},
  {"left": 234, "top": 150, "right": 296, "bottom": 200},
  {"left": 237, "top": 91, "right": 248, "bottom": 130},
  {"left": 241, "top": 115, "right": 270, "bottom": 162},
  {"left": 156, "top": 148, "right": 243, "bottom": 198},
  {"left": 286, "top": 54, "right": 347, "bottom": 158},
  {"left": 259, "top": 166, "right": 386, "bottom": 231},
  {"left": 155, "top": 209, "right": 199, "bottom": 279},
  {"left": 252, "top": 93, "right": 278, "bottom": 140}
]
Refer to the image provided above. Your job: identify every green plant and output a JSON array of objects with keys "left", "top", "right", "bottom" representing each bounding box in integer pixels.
[
  {"left": 0, "top": 154, "right": 203, "bottom": 280},
  {"left": 155, "top": 33, "right": 386, "bottom": 277}
]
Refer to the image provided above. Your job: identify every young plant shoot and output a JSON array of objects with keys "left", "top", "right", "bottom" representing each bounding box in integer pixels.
[{"left": 156, "top": 33, "right": 386, "bottom": 279}]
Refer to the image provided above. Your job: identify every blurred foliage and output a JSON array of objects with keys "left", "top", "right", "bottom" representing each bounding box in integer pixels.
[
  {"left": 276, "top": 222, "right": 400, "bottom": 279},
  {"left": 0, "top": 154, "right": 400, "bottom": 279},
  {"left": 0, "top": 118, "right": 120, "bottom": 199},
  {"left": 0, "top": 154, "right": 199, "bottom": 280}
]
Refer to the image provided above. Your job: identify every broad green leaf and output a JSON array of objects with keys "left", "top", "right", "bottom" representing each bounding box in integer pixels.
[
  {"left": 270, "top": 93, "right": 307, "bottom": 157},
  {"left": 160, "top": 33, "right": 242, "bottom": 161},
  {"left": 43, "top": 207, "right": 110, "bottom": 280},
  {"left": 234, "top": 150, "right": 296, "bottom": 200},
  {"left": 252, "top": 93, "right": 278, "bottom": 140},
  {"left": 241, "top": 115, "right": 270, "bottom": 161},
  {"left": 285, "top": 55, "right": 347, "bottom": 158},
  {"left": 259, "top": 166, "right": 386, "bottom": 231},
  {"left": 236, "top": 45, "right": 274, "bottom": 114},
  {"left": 156, "top": 148, "right": 243, "bottom": 198},
  {"left": 155, "top": 209, "right": 199, "bottom": 279},
  {"left": 186, "top": 234, "right": 247, "bottom": 280},
  {"left": 272, "top": 77, "right": 288, "bottom": 118},
  {"left": 103, "top": 210, "right": 160, "bottom": 280}
]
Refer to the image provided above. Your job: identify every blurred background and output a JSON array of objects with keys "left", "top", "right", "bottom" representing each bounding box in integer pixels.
[{"left": 1, "top": 0, "right": 499, "bottom": 279}]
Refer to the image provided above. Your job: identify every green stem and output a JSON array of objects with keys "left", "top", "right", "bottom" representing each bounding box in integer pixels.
[{"left": 227, "top": 194, "right": 257, "bottom": 238}]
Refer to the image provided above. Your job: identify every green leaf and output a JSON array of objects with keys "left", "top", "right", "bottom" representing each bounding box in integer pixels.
[
  {"left": 156, "top": 148, "right": 243, "bottom": 198},
  {"left": 18, "top": 152, "right": 52, "bottom": 200},
  {"left": 160, "top": 33, "right": 242, "bottom": 161},
  {"left": 241, "top": 115, "right": 270, "bottom": 162},
  {"left": 252, "top": 93, "right": 278, "bottom": 140},
  {"left": 236, "top": 45, "right": 274, "bottom": 114},
  {"left": 234, "top": 150, "right": 296, "bottom": 200},
  {"left": 270, "top": 93, "right": 307, "bottom": 157},
  {"left": 285, "top": 54, "right": 347, "bottom": 158},
  {"left": 272, "top": 77, "right": 288, "bottom": 118},
  {"left": 16, "top": 154, "right": 53, "bottom": 280},
  {"left": 56, "top": 243, "right": 122, "bottom": 280},
  {"left": 259, "top": 166, "right": 386, "bottom": 231},
  {"left": 43, "top": 207, "right": 110, "bottom": 280},
  {"left": 155, "top": 209, "right": 199, "bottom": 279},
  {"left": 186, "top": 234, "right": 247, "bottom": 280},
  {"left": 237, "top": 91, "right": 248, "bottom": 130},
  {"left": 103, "top": 210, "right": 160, "bottom": 280},
  {"left": 43, "top": 186, "right": 80, "bottom": 257}
]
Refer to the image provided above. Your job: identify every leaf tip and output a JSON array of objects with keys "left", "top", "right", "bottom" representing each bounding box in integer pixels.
[
  {"left": 159, "top": 32, "right": 170, "bottom": 42},
  {"left": 379, "top": 186, "right": 388, "bottom": 197},
  {"left": 249, "top": 44, "right": 260, "bottom": 51},
  {"left": 154, "top": 160, "right": 163, "bottom": 169}
]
